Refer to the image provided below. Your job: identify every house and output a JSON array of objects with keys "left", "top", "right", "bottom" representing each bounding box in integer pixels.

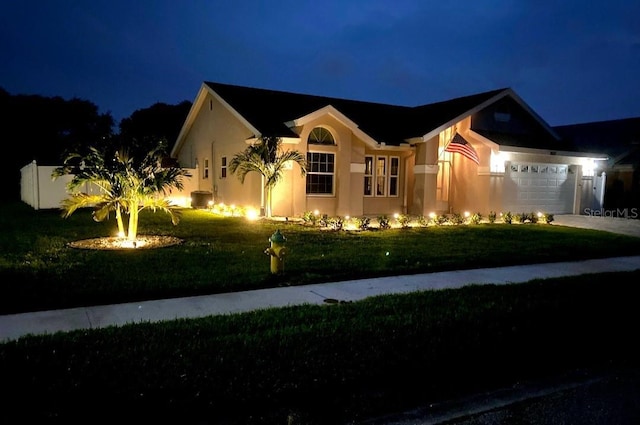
[
  {"left": 554, "top": 117, "right": 640, "bottom": 215},
  {"left": 170, "top": 81, "right": 607, "bottom": 218}
]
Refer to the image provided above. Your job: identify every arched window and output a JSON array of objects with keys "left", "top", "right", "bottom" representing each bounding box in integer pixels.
[{"left": 308, "top": 127, "right": 335, "bottom": 145}]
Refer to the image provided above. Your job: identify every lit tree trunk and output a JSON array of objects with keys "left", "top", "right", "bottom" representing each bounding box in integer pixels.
[
  {"left": 115, "top": 204, "right": 125, "bottom": 237},
  {"left": 127, "top": 200, "right": 139, "bottom": 241},
  {"left": 265, "top": 185, "right": 273, "bottom": 218}
]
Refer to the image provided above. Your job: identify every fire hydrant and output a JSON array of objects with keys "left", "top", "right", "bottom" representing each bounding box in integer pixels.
[{"left": 265, "top": 229, "right": 286, "bottom": 274}]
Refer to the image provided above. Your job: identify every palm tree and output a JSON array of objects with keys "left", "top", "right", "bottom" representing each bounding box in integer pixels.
[
  {"left": 53, "top": 138, "right": 191, "bottom": 241},
  {"left": 229, "top": 136, "right": 307, "bottom": 217}
]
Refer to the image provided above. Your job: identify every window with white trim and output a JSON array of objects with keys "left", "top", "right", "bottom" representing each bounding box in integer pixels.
[
  {"left": 364, "top": 155, "right": 399, "bottom": 197},
  {"left": 221, "top": 156, "right": 227, "bottom": 178},
  {"left": 389, "top": 156, "right": 399, "bottom": 196},
  {"left": 364, "top": 156, "right": 374, "bottom": 196},
  {"left": 376, "top": 156, "right": 387, "bottom": 196},
  {"left": 306, "top": 152, "right": 334, "bottom": 195},
  {"left": 203, "top": 158, "right": 209, "bottom": 179},
  {"left": 308, "top": 127, "right": 335, "bottom": 145}
]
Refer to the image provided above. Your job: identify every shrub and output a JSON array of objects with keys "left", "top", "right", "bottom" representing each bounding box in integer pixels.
[
  {"left": 328, "top": 216, "right": 344, "bottom": 231},
  {"left": 470, "top": 212, "right": 482, "bottom": 225},
  {"left": 396, "top": 214, "right": 412, "bottom": 229},
  {"left": 377, "top": 215, "right": 391, "bottom": 229},
  {"left": 488, "top": 211, "right": 497, "bottom": 224},
  {"left": 417, "top": 215, "right": 429, "bottom": 227},
  {"left": 434, "top": 214, "right": 448, "bottom": 226},
  {"left": 543, "top": 213, "right": 554, "bottom": 224},
  {"left": 502, "top": 211, "right": 513, "bottom": 224},
  {"left": 318, "top": 213, "right": 330, "bottom": 227},
  {"left": 450, "top": 213, "right": 465, "bottom": 225},
  {"left": 354, "top": 216, "right": 371, "bottom": 230},
  {"left": 529, "top": 212, "right": 538, "bottom": 224},
  {"left": 302, "top": 211, "right": 317, "bottom": 225}
]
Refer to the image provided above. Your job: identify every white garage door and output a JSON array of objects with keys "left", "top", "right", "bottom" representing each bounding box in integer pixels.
[{"left": 503, "top": 163, "right": 576, "bottom": 214}]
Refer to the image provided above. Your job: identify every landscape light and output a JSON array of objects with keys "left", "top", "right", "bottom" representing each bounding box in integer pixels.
[{"left": 245, "top": 208, "right": 259, "bottom": 221}]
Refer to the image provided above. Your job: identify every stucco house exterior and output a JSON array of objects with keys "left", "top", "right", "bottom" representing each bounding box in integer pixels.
[{"left": 170, "top": 81, "right": 607, "bottom": 218}]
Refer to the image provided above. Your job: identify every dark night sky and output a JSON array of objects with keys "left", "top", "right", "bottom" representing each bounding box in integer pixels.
[{"left": 2, "top": 0, "right": 639, "bottom": 127}]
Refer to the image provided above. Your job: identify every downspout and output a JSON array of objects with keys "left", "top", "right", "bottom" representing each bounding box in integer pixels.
[{"left": 403, "top": 151, "right": 415, "bottom": 214}]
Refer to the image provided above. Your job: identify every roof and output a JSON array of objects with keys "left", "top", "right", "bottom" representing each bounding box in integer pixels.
[
  {"left": 204, "top": 81, "right": 508, "bottom": 145},
  {"left": 473, "top": 130, "right": 572, "bottom": 151},
  {"left": 173, "top": 82, "right": 572, "bottom": 157},
  {"left": 554, "top": 117, "right": 640, "bottom": 166}
]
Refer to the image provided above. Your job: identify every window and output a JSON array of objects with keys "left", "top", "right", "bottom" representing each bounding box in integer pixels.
[
  {"left": 376, "top": 156, "right": 386, "bottom": 196},
  {"left": 364, "top": 156, "right": 374, "bottom": 196},
  {"left": 308, "top": 127, "right": 335, "bottom": 145},
  {"left": 364, "top": 155, "right": 399, "bottom": 197},
  {"left": 389, "top": 157, "right": 399, "bottom": 196},
  {"left": 203, "top": 158, "right": 209, "bottom": 179},
  {"left": 221, "top": 156, "right": 227, "bottom": 178},
  {"left": 306, "top": 152, "right": 334, "bottom": 194}
]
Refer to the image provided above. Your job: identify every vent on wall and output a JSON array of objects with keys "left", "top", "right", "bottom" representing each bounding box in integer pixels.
[{"left": 494, "top": 112, "right": 511, "bottom": 122}]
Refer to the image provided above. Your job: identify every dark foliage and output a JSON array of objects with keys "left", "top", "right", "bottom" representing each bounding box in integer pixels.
[{"left": 118, "top": 100, "right": 192, "bottom": 146}]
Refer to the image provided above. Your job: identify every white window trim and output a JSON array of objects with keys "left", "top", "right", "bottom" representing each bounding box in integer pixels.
[
  {"left": 203, "top": 158, "right": 209, "bottom": 179},
  {"left": 306, "top": 151, "right": 336, "bottom": 196},
  {"left": 375, "top": 155, "right": 387, "bottom": 196},
  {"left": 365, "top": 155, "right": 400, "bottom": 197},
  {"left": 221, "top": 156, "right": 227, "bottom": 179},
  {"left": 364, "top": 156, "right": 374, "bottom": 197},
  {"left": 388, "top": 156, "right": 400, "bottom": 198}
]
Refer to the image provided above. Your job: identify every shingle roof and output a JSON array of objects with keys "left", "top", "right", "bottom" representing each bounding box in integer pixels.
[
  {"left": 473, "top": 130, "right": 573, "bottom": 151},
  {"left": 204, "top": 81, "right": 507, "bottom": 145},
  {"left": 554, "top": 117, "right": 640, "bottom": 159}
]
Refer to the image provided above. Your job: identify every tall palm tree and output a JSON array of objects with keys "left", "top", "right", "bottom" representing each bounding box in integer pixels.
[
  {"left": 229, "top": 136, "right": 307, "bottom": 217},
  {"left": 54, "top": 138, "right": 191, "bottom": 241}
]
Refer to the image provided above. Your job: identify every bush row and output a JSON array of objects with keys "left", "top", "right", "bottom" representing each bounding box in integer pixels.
[{"left": 301, "top": 210, "right": 554, "bottom": 230}]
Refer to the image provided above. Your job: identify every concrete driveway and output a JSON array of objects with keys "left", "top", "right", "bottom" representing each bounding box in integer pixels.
[{"left": 553, "top": 213, "right": 640, "bottom": 237}]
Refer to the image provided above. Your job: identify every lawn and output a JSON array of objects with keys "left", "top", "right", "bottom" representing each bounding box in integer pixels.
[
  {"left": 1, "top": 200, "right": 640, "bottom": 423},
  {"left": 2, "top": 200, "right": 640, "bottom": 314}
]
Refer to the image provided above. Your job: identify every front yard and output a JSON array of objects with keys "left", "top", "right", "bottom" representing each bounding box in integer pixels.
[
  {"left": 2, "top": 200, "right": 640, "bottom": 315},
  {"left": 2, "top": 201, "right": 639, "bottom": 423}
]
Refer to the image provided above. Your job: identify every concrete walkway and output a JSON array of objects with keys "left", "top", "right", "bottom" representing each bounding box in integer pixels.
[{"left": 2, "top": 254, "right": 640, "bottom": 342}]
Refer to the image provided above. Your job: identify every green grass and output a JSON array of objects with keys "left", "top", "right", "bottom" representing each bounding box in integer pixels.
[
  {"left": 1, "top": 271, "right": 638, "bottom": 423},
  {"left": 2, "top": 200, "right": 640, "bottom": 314},
  {"left": 2, "top": 200, "right": 640, "bottom": 423}
]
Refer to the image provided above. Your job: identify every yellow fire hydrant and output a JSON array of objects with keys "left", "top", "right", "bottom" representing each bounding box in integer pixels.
[{"left": 265, "top": 229, "right": 287, "bottom": 274}]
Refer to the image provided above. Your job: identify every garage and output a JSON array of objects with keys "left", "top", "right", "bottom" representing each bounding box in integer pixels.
[{"left": 503, "top": 162, "right": 577, "bottom": 214}]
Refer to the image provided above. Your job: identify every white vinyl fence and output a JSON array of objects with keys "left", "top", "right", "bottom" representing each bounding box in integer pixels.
[{"left": 20, "top": 161, "right": 199, "bottom": 210}]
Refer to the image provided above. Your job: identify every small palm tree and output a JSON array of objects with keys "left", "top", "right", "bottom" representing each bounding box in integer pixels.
[
  {"left": 229, "top": 136, "right": 307, "bottom": 217},
  {"left": 54, "top": 138, "right": 191, "bottom": 241}
]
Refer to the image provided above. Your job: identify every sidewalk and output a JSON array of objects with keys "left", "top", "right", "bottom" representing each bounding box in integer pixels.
[{"left": 2, "top": 255, "right": 640, "bottom": 342}]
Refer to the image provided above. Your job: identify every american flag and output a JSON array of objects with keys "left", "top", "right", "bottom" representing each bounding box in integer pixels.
[{"left": 445, "top": 132, "right": 479, "bottom": 164}]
